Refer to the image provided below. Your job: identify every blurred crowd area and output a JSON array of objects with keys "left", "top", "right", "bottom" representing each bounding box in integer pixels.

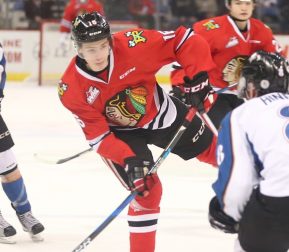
[{"left": 0, "top": 0, "right": 288, "bottom": 34}]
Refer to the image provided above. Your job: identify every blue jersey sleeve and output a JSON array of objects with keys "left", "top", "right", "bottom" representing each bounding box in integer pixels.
[
  {"left": 212, "top": 112, "right": 234, "bottom": 208},
  {"left": 0, "top": 43, "right": 6, "bottom": 94}
]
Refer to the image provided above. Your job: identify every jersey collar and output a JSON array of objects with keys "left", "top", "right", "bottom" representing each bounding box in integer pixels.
[
  {"left": 227, "top": 15, "right": 251, "bottom": 42},
  {"left": 75, "top": 51, "right": 115, "bottom": 84}
]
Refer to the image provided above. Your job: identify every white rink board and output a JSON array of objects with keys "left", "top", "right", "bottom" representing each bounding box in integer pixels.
[{"left": 0, "top": 83, "right": 236, "bottom": 252}]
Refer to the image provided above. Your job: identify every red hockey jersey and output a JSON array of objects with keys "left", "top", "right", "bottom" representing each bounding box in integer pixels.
[
  {"left": 60, "top": 0, "right": 104, "bottom": 33},
  {"left": 192, "top": 15, "right": 282, "bottom": 90},
  {"left": 59, "top": 27, "right": 215, "bottom": 165}
]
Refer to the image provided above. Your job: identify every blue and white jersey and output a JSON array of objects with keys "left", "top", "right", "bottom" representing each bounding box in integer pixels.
[
  {"left": 213, "top": 92, "right": 289, "bottom": 221},
  {"left": 0, "top": 43, "right": 6, "bottom": 93}
]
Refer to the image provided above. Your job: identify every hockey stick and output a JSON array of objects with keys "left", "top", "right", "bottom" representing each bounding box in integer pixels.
[
  {"left": 71, "top": 107, "right": 198, "bottom": 252},
  {"left": 197, "top": 111, "right": 218, "bottom": 136},
  {"left": 216, "top": 82, "right": 238, "bottom": 94},
  {"left": 34, "top": 147, "right": 93, "bottom": 164}
]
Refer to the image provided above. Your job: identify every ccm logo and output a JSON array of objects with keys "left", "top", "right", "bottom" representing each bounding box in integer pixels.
[
  {"left": 192, "top": 121, "right": 205, "bottom": 143},
  {"left": 184, "top": 79, "right": 209, "bottom": 93},
  {"left": 120, "top": 67, "right": 136, "bottom": 80},
  {"left": 0, "top": 130, "right": 10, "bottom": 140}
]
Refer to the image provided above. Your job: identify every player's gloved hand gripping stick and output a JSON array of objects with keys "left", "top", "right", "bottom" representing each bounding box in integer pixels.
[
  {"left": 71, "top": 106, "right": 199, "bottom": 252},
  {"left": 124, "top": 157, "right": 151, "bottom": 196},
  {"left": 183, "top": 72, "right": 219, "bottom": 136}
]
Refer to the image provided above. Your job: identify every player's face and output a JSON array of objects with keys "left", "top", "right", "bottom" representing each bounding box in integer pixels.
[
  {"left": 228, "top": 0, "right": 254, "bottom": 21},
  {"left": 79, "top": 39, "right": 110, "bottom": 71}
]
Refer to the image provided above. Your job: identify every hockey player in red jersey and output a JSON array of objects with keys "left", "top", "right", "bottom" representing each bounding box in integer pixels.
[
  {"left": 170, "top": 0, "right": 283, "bottom": 103},
  {"left": 59, "top": 0, "right": 104, "bottom": 50},
  {"left": 58, "top": 12, "right": 235, "bottom": 252}
]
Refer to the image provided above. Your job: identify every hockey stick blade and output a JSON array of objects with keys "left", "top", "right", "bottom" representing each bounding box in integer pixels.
[
  {"left": 34, "top": 147, "right": 93, "bottom": 164},
  {"left": 71, "top": 107, "right": 198, "bottom": 251}
]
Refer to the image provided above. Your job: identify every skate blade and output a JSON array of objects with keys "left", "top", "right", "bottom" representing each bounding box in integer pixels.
[
  {"left": 29, "top": 233, "right": 44, "bottom": 242},
  {"left": 0, "top": 236, "right": 16, "bottom": 244}
]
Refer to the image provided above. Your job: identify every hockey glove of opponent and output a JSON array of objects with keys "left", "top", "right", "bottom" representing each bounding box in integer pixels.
[
  {"left": 124, "top": 157, "right": 151, "bottom": 196},
  {"left": 209, "top": 196, "right": 239, "bottom": 234},
  {"left": 183, "top": 71, "right": 214, "bottom": 112}
]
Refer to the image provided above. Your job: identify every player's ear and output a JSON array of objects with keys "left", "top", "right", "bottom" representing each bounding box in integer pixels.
[
  {"left": 226, "top": 4, "right": 232, "bottom": 12},
  {"left": 77, "top": 46, "right": 85, "bottom": 59}
]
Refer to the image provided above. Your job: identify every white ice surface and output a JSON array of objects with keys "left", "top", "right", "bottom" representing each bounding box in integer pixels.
[{"left": 0, "top": 83, "right": 236, "bottom": 251}]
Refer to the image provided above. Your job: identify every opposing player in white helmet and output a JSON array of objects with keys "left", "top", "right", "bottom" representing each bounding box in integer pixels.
[{"left": 209, "top": 51, "right": 289, "bottom": 252}]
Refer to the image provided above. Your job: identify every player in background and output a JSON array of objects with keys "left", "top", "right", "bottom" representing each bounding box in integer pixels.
[
  {"left": 59, "top": 0, "right": 105, "bottom": 51},
  {"left": 0, "top": 44, "right": 44, "bottom": 243},
  {"left": 58, "top": 12, "right": 238, "bottom": 252},
  {"left": 170, "top": 0, "right": 283, "bottom": 107},
  {"left": 209, "top": 51, "right": 289, "bottom": 252}
]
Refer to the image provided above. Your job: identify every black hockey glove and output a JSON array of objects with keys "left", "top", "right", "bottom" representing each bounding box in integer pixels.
[
  {"left": 169, "top": 86, "right": 186, "bottom": 103},
  {"left": 124, "top": 157, "right": 151, "bottom": 195},
  {"left": 183, "top": 71, "right": 213, "bottom": 112},
  {"left": 209, "top": 196, "right": 239, "bottom": 234}
]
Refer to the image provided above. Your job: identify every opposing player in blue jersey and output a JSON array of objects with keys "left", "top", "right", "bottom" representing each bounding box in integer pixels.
[
  {"left": 0, "top": 43, "right": 44, "bottom": 243},
  {"left": 209, "top": 51, "right": 289, "bottom": 252}
]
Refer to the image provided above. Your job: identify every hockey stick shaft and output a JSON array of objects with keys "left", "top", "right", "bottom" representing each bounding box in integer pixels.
[
  {"left": 71, "top": 107, "right": 198, "bottom": 252},
  {"left": 34, "top": 147, "right": 93, "bottom": 164},
  {"left": 71, "top": 191, "right": 138, "bottom": 252},
  {"left": 55, "top": 147, "right": 93, "bottom": 164},
  {"left": 216, "top": 82, "right": 238, "bottom": 94},
  {"left": 197, "top": 111, "right": 218, "bottom": 137}
]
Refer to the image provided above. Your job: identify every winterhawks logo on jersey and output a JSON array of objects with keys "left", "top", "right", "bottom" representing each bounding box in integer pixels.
[
  {"left": 125, "top": 31, "right": 146, "bottom": 48},
  {"left": 58, "top": 82, "right": 68, "bottom": 97},
  {"left": 202, "top": 20, "right": 220, "bottom": 31},
  {"left": 105, "top": 86, "right": 147, "bottom": 127},
  {"left": 86, "top": 86, "right": 100, "bottom": 104}
]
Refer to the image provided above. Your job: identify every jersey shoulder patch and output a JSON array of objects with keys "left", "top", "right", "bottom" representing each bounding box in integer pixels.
[{"left": 201, "top": 19, "right": 220, "bottom": 31}]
